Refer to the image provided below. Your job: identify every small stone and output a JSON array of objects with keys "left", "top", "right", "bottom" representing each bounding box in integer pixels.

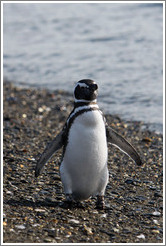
[
  {"left": 44, "top": 238, "right": 53, "bottom": 242},
  {"left": 125, "top": 179, "right": 134, "bottom": 184},
  {"left": 153, "top": 219, "right": 159, "bottom": 225},
  {"left": 52, "top": 219, "right": 58, "bottom": 224},
  {"left": 47, "top": 228, "right": 57, "bottom": 238},
  {"left": 142, "top": 137, "right": 152, "bottom": 142},
  {"left": 35, "top": 208, "right": 47, "bottom": 213},
  {"left": 152, "top": 229, "right": 160, "bottom": 234},
  {"left": 152, "top": 211, "right": 161, "bottom": 216},
  {"left": 3, "top": 221, "right": 7, "bottom": 226},
  {"left": 135, "top": 196, "right": 147, "bottom": 201},
  {"left": 65, "top": 234, "right": 71, "bottom": 238},
  {"left": 38, "top": 107, "right": 44, "bottom": 113},
  {"left": 22, "top": 114, "right": 27, "bottom": 118},
  {"left": 100, "top": 213, "right": 107, "bottom": 218},
  {"left": 40, "top": 190, "right": 49, "bottom": 195},
  {"left": 92, "top": 210, "right": 99, "bottom": 214},
  {"left": 37, "top": 181, "right": 45, "bottom": 185},
  {"left": 35, "top": 188, "right": 40, "bottom": 192},
  {"left": 83, "top": 224, "right": 93, "bottom": 235},
  {"left": 9, "top": 228, "right": 15, "bottom": 232},
  {"left": 32, "top": 223, "right": 40, "bottom": 227},
  {"left": 45, "top": 107, "right": 51, "bottom": 112},
  {"left": 154, "top": 192, "right": 162, "bottom": 198},
  {"left": 60, "top": 106, "right": 67, "bottom": 111},
  {"left": 68, "top": 219, "right": 80, "bottom": 224},
  {"left": 149, "top": 186, "right": 157, "bottom": 190},
  {"left": 6, "top": 190, "right": 13, "bottom": 195},
  {"left": 137, "top": 234, "right": 145, "bottom": 239},
  {"left": 24, "top": 217, "right": 28, "bottom": 221},
  {"left": 113, "top": 228, "right": 119, "bottom": 233},
  {"left": 15, "top": 224, "right": 26, "bottom": 230},
  {"left": 7, "top": 96, "right": 17, "bottom": 103}
]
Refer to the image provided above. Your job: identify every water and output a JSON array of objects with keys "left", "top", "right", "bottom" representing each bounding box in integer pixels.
[{"left": 3, "top": 2, "right": 163, "bottom": 133}]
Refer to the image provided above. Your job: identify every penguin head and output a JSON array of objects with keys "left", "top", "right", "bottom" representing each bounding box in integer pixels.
[{"left": 74, "top": 79, "right": 98, "bottom": 102}]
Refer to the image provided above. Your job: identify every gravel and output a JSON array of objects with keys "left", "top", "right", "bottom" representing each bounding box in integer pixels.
[{"left": 3, "top": 81, "right": 163, "bottom": 243}]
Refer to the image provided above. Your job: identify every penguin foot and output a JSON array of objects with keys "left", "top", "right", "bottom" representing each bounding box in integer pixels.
[
  {"left": 59, "top": 201, "right": 73, "bottom": 209},
  {"left": 96, "top": 195, "right": 105, "bottom": 210},
  {"left": 59, "top": 194, "right": 73, "bottom": 209},
  {"left": 60, "top": 194, "right": 85, "bottom": 209},
  {"left": 66, "top": 194, "right": 85, "bottom": 208}
]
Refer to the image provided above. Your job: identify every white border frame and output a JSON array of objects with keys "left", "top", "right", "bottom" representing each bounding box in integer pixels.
[{"left": 1, "top": 1, "right": 165, "bottom": 245}]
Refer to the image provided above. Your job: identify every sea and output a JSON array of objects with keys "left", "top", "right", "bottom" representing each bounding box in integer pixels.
[{"left": 3, "top": 2, "right": 163, "bottom": 133}]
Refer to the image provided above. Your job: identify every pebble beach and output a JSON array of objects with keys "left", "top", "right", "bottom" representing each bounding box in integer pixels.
[{"left": 3, "top": 81, "right": 163, "bottom": 244}]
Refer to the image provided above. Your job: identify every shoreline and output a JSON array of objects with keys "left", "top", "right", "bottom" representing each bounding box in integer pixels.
[
  {"left": 3, "top": 81, "right": 163, "bottom": 243},
  {"left": 3, "top": 79, "right": 163, "bottom": 135}
]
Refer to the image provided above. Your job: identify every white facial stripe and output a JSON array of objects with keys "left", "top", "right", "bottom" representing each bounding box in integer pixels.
[
  {"left": 77, "top": 82, "right": 89, "bottom": 88},
  {"left": 75, "top": 81, "right": 97, "bottom": 89},
  {"left": 74, "top": 83, "right": 87, "bottom": 91},
  {"left": 67, "top": 104, "right": 99, "bottom": 125}
]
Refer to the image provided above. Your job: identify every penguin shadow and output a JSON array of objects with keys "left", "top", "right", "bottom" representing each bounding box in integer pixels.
[
  {"left": 4, "top": 197, "right": 91, "bottom": 210},
  {"left": 59, "top": 200, "right": 92, "bottom": 210},
  {"left": 4, "top": 197, "right": 59, "bottom": 209},
  {"left": 4, "top": 197, "right": 110, "bottom": 212}
]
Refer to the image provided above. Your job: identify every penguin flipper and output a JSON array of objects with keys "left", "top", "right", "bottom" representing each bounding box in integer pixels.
[
  {"left": 35, "top": 130, "right": 64, "bottom": 177},
  {"left": 106, "top": 126, "right": 142, "bottom": 165}
]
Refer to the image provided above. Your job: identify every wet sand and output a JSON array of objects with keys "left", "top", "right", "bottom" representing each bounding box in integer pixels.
[{"left": 3, "top": 81, "right": 163, "bottom": 243}]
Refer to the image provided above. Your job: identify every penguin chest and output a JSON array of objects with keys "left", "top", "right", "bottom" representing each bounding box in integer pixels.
[{"left": 63, "top": 110, "right": 108, "bottom": 171}]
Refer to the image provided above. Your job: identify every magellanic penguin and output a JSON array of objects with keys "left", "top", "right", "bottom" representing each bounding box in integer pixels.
[{"left": 35, "top": 79, "right": 142, "bottom": 209}]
